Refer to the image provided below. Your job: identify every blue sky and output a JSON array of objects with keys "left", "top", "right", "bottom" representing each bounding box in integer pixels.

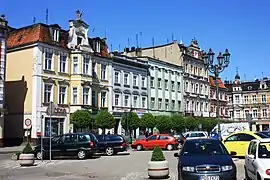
[{"left": 1, "top": 0, "right": 270, "bottom": 81}]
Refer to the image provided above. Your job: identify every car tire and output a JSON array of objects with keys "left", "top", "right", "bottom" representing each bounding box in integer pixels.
[
  {"left": 166, "top": 144, "right": 173, "bottom": 151},
  {"left": 105, "top": 147, "right": 114, "bottom": 156},
  {"left": 36, "top": 151, "right": 43, "bottom": 160},
  {"left": 136, "top": 144, "right": 143, "bottom": 151},
  {"left": 77, "top": 150, "right": 87, "bottom": 160},
  {"left": 244, "top": 166, "right": 251, "bottom": 180}
]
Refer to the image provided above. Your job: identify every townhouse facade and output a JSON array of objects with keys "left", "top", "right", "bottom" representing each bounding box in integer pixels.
[
  {"left": 125, "top": 39, "right": 209, "bottom": 117},
  {"left": 225, "top": 72, "right": 270, "bottom": 131},
  {"left": 0, "top": 15, "right": 8, "bottom": 147},
  {"left": 209, "top": 76, "right": 229, "bottom": 118},
  {"left": 110, "top": 53, "right": 148, "bottom": 134},
  {"left": 5, "top": 12, "right": 111, "bottom": 144}
]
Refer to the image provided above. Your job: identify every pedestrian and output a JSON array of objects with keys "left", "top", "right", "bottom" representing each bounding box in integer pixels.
[
  {"left": 145, "top": 131, "right": 149, "bottom": 137},
  {"left": 107, "top": 131, "right": 111, "bottom": 135}
]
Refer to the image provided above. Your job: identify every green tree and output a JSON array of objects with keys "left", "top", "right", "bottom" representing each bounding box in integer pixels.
[
  {"left": 71, "top": 110, "right": 91, "bottom": 130},
  {"left": 121, "top": 112, "right": 140, "bottom": 130},
  {"left": 184, "top": 116, "right": 199, "bottom": 131},
  {"left": 95, "top": 110, "right": 116, "bottom": 134},
  {"left": 140, "top": 113, "right": 156, "bottom": 129},
  {"left": 155, "top": 115, "right": 172, "bottom": 133},
  {"left": 201, "top": 118, "right": 218, "bottom": 132},
  {"left": 171, "top": 115, "right": 186, "bottom": 132}
]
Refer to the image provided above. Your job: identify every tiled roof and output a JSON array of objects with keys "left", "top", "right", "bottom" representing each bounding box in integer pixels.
[
  {"left": 209, "top": 76, "right": 227, "bottom": 89},
  {"left": 224, "top": 79, "right": 270, "bottom": 92},
  {"left": 7, "top": 23, "right": 68, "bottom": 50}
]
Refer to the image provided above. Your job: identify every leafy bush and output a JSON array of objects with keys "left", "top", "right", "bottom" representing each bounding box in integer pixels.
[
  {"left": 71, "top": 110, "right": 91, "bottom": 128},
  {"left": 95, "top": 110, "right": 116, "bottom": 131},
  {"left": 151, "top": 146, "right": 165, "bottom": 161},
  {"left": 22, "top": 142, "right": 33, "bottom": 154}
]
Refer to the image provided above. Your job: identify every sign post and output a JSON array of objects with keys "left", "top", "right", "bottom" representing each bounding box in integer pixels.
[
  {"left": 24, "top": 118, "right": 32, "bottom": 143},
  {"left": 46, "top": 102, "right": 55, "bottom": 162},
  {"left": 247, "top": 113, "right": 253, "bottom": 131}
]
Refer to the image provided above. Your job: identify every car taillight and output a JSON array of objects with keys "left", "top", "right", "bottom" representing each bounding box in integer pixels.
[
  {"left": 122, "top": 142, "right": 127, "bottom": 147},
  {"left": 266, "top": 169, "right": 270, "bottom": 175},
  {"left": 90, "top": 141, "right": 94, "bottom": 148}
]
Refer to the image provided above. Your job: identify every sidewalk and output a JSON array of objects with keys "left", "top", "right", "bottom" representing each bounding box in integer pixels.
[{"left": 0, "top": 146, "right": 23, "bottom": 154}]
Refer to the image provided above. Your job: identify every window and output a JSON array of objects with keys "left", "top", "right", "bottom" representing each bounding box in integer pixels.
[
  {"left": 205, "top": 85, "right": 208, "bottom": 94},
  {"left": 252, "top": 109, "right": 258, "bottom": 118},
  {"left": 195, "top": 84, "right": 198, "bottom": 93},
  {"left": 226, "top": 133, "right": 255, "bottom": 142},
  {"left": 229, "top": 97, "right": 233, "bottom": 103},
  {"left": 236, "top": 110, "right": 240, "bottom": 118},
  {"left": 92, "top": 90, "right": 96, "bottom": 107},
  {"left": 171, "top": 100, "right": 175, "bottom": 110},
  {"left": 262, "top": 94, "right": 267, "bottom": 103},
  {"left": 205, "top": 103, "right": 208, "bottom": 112},
  {"left": 133, "top": 96, "right": 138, "bottom": 107},
  {"left": 45, "top": 118, "right": 64, "bottom": 137},
  {"left": 252, "top": 95, "right": 257, "bottom": 103},
  {"left": 124, "top": 73, "right": 129, "bottom": 85},
  {"left": 133, "top": 75, "right": 138, "bottom": 86},
  {"left": 45, "top": 50, "right": 53, "bottom": 70},
  {"left": 177, "top": 82, "right": 181, "bottom": 92},
  {"left": 96, "top": 42, "right": 101, "bottom": 53},
  {"left": 72, "top": 87, "right": 78, "bottom": 104},
  {"left": 83, "top": 87, "right": 89, "bottom": 105},
  {"left": 158, "top": 78, "right": 161, "bottom": 88},
  {"left": 147, "top": 135, "right": 157, "bottom": 141},
  {"left": 59, "top": 54, "right": 67, "bottom": 72},
  {"left": 141, "top": 77, "right": 146, "bottom": 88},
  {"left": 158, "top": 98, "right": 162, "bottom": 109},
  {"left": 83, "top": 56, "right": 90, "bottom": 75},
  {"left": 151, "top": 98, "right": 155, "bottom": 109},
  {"left": 191, "top": 83, "right": 194, "bottom": 92},
  {"left": 235, "top": 95, "right": 240, "bottom": 104},
  {"left": 185, "top": 81, "right": 188, "bottom": 91},
  {"left": 77, "top": 37, "right": 82, "bottom": 45},
  {"left": 165, "top": 99, "right": 169, "bottom": 110},
  {"left": 92, "top": 62, "right": 96, "bottom": 78},
  {"left": 124, "top": 95, "right": 129, "bottom": 107},
  {"left": 165, "top": 80, "right": 168, "bottom": 89},
  {"left": 44, "top": 84, "right": 52, "bottom": 103},
  {"left": 58, "top": 86, "right": 66, "bottom": 104},
  {"left": 245, "top": 110, "right": 249, "bottom": 116},
  {"left": 158, "top": 135, "right": 168, "bottom": 140},
  {"left": 101, "top": 64, "right": 106, "bottom": 80},
  {"left": 178, "top": 101, "right": 181, "bottom": 111},
  {"left": 142, "top": 97, "right": 146, "bottom": 108},
  {"left": 53, "top": 29, "right": 60, "bottom": 42},
  {"left": 263, "top": 109, "right": 268, "bottom": 117},
  {"left": 244, "top": 96, "right": 248, "bottom": 104},
  {"left": 200, "top": 102, "right": 203, "bottom": 112},
  {"left": 101, "top": 92, "right": 106, "bottom": 107},
  {"left": 150, "top": 77, "right": 154, "bottom": 87},
  {"left": 73, "top": 57, "right": 78, "bottom": 74},
  {"left": 115, "top": 94, "right": 120, "bottom": 106},
  {"left": 171, "top": 81, "right": 175, "bottom": 91},
  {"left": 115, "top": 72, "right": 120, "bottom": 83}
]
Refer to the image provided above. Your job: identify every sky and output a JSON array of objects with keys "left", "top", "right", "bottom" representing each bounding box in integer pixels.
[{"left": 1, "top": 0, "right": 270, "bottom": 81}]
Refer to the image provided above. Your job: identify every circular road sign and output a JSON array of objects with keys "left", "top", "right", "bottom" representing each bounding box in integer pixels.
[{"left": 25, "top": 118, "right": 32, "bottom": 127}]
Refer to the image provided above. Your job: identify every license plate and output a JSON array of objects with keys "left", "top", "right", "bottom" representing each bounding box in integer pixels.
[{"left": 199, "top": 176, "right": 219, "bottom": 180}]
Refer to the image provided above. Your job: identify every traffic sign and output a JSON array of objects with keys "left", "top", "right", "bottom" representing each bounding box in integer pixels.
[{"left": 24, "top": 118, "right": 32, "bottom": 127}]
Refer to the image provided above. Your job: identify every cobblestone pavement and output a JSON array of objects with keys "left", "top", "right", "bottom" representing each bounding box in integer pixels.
[{"left": 0, "top": 150, "right": 245, "bottom": 180}]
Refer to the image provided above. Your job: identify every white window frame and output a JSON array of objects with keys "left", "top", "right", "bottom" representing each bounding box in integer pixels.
[
  {"left": 165, "top": 80, "right": 168, "bottom": 90},
  {"left": 83, "top": 56, "right": 90, "bottom": 75},
  {"left": 114, "top": 71, "right": 120, "bottom": 84},
  {"left": 158, "top": 98, "right": 162, "bottom": 109},
  {"left": 44, "top": 49, "right": 53, "bottom": 70},
  {"left": 141, "top": 76, "right": 146, "bottom": 88},
  {"left": 142, "top": 96, "right": 146, "bottom": 108},
  {"left": 244, "top": 95, "right": 248, "bottom": 104},
  {"left": 133, "top": 95, "right": 138, "bottom": 108},
  {"left": 124, "top": 95, "right": 129, "bottom": 107},
  {"left": 58, "top": 86, "right": 67, "bottom": 104},
  {"left": 83, "top": 87, "right": 90, "bottom": 105},
  {"left": 101, "top": 64, "right": 106, "bottom": 80},
  {"left": 53, "top": 29, "right": 60, "bottom": 42},
  {"left": 151, "top": 98, "right": 155, "bottom": 109},
  {"left": 150, "top": 77, "right": 154, "bottom": 87},
  {"left": 158, "top": 78, "right": 161, "bottom": 88},
  {"left": 92, "top": 62, "right": 97, "bottom": 78},
  {"left": 96, "top": 42, "right": 101, "bottom": 53},
  {"left": 133, "top": 75, "right": 138, "bottom": 86},
  {"left": 252, "top": 109, "right": 258, "bottom": 118},
  {"left": 263, "top": 109, "right": 268, "bottom": 117},
  {"left": 72, "top": 87, "right": 78, "bottom": 104},
  {"left": 252, "top": 95, "right": 257, "bottom": 103},
  {"left": 101, "top": 91, "right": 106, "bottom": 107},
  {"left": 73, "top": 57, "right": 78, "bottom": 74},
  {"left": 115, "top": 93, "right": 120, "bottom": 106},
  {"left": 59, "top": 53, "right": 68, "bottom": 73},
  {"left": 44, "top": 83, "right": 53, "bottom": 103},
  {"left": 262, "top": 94, "right": 267, "bottom": 103},
  {"left": 124, "top": 73, "right": 129, "bottom": 85}
]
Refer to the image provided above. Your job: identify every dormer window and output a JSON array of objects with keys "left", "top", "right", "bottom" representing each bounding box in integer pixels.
[
  {"left": 53, "top": 29, "right": 60, "bottom": 42},
  {"left": 194, "top": 51, "right": 198, "bottom": 58},
  {"left": 262, "top": 84, "right": 265, "bottom": 89},
  {"left": 96, "top": 42, "right": 101, "bottom": 53},
  {"left": 77, "top": 37, "right": 82, "bottom": 45},
  {"left": 248, "top": 86, "right": 252, "bottom": 90}
]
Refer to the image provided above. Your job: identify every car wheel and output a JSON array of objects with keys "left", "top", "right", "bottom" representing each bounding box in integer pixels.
[
  {"left": 166, "top": 144, "right": 173, "bottom": 151},
  {"left": 136, "top": 144, "right": 143, "bottom": 151},
  {"left": 105, "top": 147, "right": 114, "bottom": 156},
  {"left": 36, "top": 151, "right": 43, "bottom": 160},
  {"left": 77, "top": 150, "right": 87, "bottom": 160}
]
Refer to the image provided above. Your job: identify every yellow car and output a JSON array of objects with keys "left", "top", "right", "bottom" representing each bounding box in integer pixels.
[{"left": 222, "top": 131, "right": 268, "bottom": 157}]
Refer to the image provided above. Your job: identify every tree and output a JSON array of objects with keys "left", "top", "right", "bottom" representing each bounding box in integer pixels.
[
  {"left": 155, "top": 115, "right": 172, "bottom": 133},
  {"left": 95, "top": 110, "right": 116, "bottom": 134},
  {"left": 71, "top": 110, "right": 91, "bottom": 130},
  {"left": 184, "top": 116, "right": 199, "bottom": 131},
  {"left": 121, "top": 112, "right": 140, "bottom": 130},
  {"left": 140, "top": 113, "right": 156, "bottom": 129},
  {"left": 199, "top": 118, "right": 217, "bottom": 132},
  {"left": 171, "top": 115, "right": 186, "bottom": 132}
]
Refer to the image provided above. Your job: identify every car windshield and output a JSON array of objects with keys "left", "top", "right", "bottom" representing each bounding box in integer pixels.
[
  {"left": 259, "top": 132, "right": 270, "bottom": 137},
  {"left": 255, "top": 132, "right": 269, "bottom": 138},
  {"left": 258, "top": 142, "right": 270, "bottom": 158},
  {"left": 181, "top": 140, "right": 229, "bottom": 156}
]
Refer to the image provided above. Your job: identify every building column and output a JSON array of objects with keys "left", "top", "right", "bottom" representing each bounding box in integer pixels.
[
  {"left": 154, "top": 67, "right": 158, "bottom": 110},
  {"left": 161, "top": 68, "right": 165, "bottom": 110},
  {"left": 168, "top": 70, "right": 172, "bottom": 112}
]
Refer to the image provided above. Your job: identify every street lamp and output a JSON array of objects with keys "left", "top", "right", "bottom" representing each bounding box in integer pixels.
[{"left": 202, "top": 48, "right": 231, "bottom": 140}]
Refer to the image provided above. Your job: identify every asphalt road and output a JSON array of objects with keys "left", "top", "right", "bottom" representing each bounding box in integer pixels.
[{"left": 0, "top": 150, "right": 245, "bottom": 180}]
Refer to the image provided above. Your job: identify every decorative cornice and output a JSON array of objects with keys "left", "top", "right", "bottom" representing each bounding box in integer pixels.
[
  {"left": 43, "top": 77, "right": 56, "bottom": 84},
  {"left": 81, "top": 81, "right": 91, "bottom": 87},
  {"left": 58, "top": 79, "right": 70, "bottom": 86}
]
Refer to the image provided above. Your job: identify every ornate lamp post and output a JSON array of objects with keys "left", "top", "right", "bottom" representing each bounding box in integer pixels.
[{"left": 202, "top": 48, "right": 231, "bottom": 140}]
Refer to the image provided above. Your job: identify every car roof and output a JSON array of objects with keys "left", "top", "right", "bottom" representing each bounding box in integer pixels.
[
  {"left": 186, "top": 138, "right": 220, "bottom": 143},
  {"left": 185, "top": 131, "right": 207, "bottom": 133},
  {"left": 224, "top": 131, "right": 256, "bottom": 137}
]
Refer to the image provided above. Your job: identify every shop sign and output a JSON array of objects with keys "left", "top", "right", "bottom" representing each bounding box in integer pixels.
[{"left": 46, "top": 103, "right": 67, "bottom": 116}]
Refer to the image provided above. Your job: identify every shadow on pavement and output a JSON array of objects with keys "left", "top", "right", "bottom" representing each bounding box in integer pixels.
[{"left": 40, "top": 155, "right": 101, "bottom": 160}]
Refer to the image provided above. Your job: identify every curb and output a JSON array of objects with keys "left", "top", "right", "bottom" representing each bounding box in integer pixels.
[{"left": 0, "top": 151, "right": 18, "bottom": 155}]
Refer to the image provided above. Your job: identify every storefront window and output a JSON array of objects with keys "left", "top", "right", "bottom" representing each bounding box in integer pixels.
[{"left": 45, "top": 118, "right": 64, "bottom": 137}]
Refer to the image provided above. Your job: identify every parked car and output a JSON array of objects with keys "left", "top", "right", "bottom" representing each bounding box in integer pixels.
[
  {"left": 95, "top": 134, "right": 128, "bottom": 156},
  {"left": 34, "top": 133, "right": 98, "bottom": 160},
  {"left": 131, "top": 134, "right": 178, "bottom": 151},
  {"left": 244, "top": 138, "right": 270, "bottom": 180},
  {"left": 183, "top": 131, "right": 208, "bottom": 139},
  {"left": 223, "top": 131, "right": 269, "bottom": 157},
  {"left": 172, "top": 132, "right": 186, "bottom": 149},
  {"left": 174, "top": 138, "right": 237, "bottom": 180},
  {"left": 258, "top": 131, "right": 270, "bottom": 137}
]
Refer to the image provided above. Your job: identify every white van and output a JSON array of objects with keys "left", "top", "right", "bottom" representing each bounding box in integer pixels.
[{"left": 183, "top": 131, "right": 208, "bottom": 139}]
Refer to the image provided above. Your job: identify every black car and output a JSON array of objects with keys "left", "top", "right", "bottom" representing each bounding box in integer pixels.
[
  {"left": 95, "top": 134, "right": 128, "bottom": 156},
  {"left": 34, "top": 133, "right": 98, "bottom": 160},
  {"left": 174, "top": 138, "right": 237, "bottom": 180}
]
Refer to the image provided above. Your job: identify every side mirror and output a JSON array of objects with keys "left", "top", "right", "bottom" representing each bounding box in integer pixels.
[
  {"left": 248, "top": 154, "right": 255, "bottom": 159},
  {"left": 174, "top": 153, "right": 179, "bottom": 157},
  {"left": 230, "top": 151, "right": 237, "bottom": 156}
]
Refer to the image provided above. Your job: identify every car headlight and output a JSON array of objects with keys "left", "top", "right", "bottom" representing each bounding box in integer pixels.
[
  {"left": 182, "top": 166, "right": 195, "bottom": 172},
  {"left": 221, "top": 165, "right": 233, "bottom": 171}
]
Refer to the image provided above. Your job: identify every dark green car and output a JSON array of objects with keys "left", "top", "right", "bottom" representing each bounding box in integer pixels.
[{"left": 34, "top": 133, "right": 98, "bottom": 160}]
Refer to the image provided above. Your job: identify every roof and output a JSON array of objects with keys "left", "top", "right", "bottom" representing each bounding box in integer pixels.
[
  {"left": 7, "top": 23, "right": 68, "bottom": 50},
  {"left": 209, "top": 76, "right": 227, "bottom": 89},
  {"left": 224, "top": 79, "right": 270, "bottom": 92},
  {"left": 186, "top": 138, "right": 220, "bottom": 142}
]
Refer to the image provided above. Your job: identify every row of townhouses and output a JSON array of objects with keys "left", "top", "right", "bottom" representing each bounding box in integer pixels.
[{"left": 0, "top": 12, "right": 231, "bottom": 146}]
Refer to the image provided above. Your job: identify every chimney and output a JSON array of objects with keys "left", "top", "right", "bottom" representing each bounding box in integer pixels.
[
  {"left": 124, "top": 47, "right": 129, "bottom": 53},
  {"left": 131, "top": 46, "right": 136, "bottom": 51},
  {"left": 135, "top": 48, "right": 142, "bottom": 57}
]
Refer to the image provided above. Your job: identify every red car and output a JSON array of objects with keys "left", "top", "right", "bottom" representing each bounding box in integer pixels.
[{"left": 131, "top": 134, "right": 178, "bottom": 151}]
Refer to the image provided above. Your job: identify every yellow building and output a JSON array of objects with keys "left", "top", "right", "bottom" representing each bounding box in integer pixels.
[{"left": 5, "top": 12, "right": 111, "bottom": 144}]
